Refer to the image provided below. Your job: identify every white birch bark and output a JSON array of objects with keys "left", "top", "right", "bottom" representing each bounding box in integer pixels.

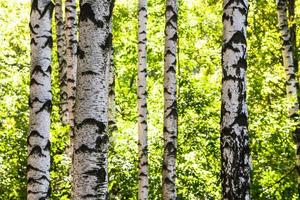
[
  {"left": 28, "top": 0, "right": 54, "bottom": 199},
  {"left": 72, "top": 1, "right": 114, "bottom": 199},
  {"left": 137, "top": 0, "right": 149, "bottom": 199},
  {"left": 221, "top": 0, "right": 251, "bottom": 199},
  {"left": 277, "top": 0, "right": 300, "bottom": 195},
  {"left": 162, "top": 0, "right": 178, "bottom": 199},
  {"left": 54, "top": 0, "right": 68, "bottom": 125},
  {"left": 277, "top": 0, "right": 299, "bottom": 116}
]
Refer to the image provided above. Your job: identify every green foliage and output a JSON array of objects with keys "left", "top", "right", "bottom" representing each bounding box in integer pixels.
[{"left": 0, "top": 0, "right": 299, "bottom": 199}]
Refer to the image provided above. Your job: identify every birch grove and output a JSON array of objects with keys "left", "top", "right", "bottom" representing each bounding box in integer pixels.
[{"left": 7, "top": 0, "right": 297, "bottom": 199}]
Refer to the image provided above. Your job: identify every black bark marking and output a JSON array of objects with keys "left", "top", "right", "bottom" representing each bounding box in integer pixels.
[
  {"left": 96, "top": 135, "right": 109, "bottom": 149},
  {"left": 166, "top": 66, "right": 176, "bottom": 73},
  {"left": 31, "top": 0, "right": 41, "bottom": 15},
  {"left": 165, "top": 142, "right": 176, "bottom": 156},
  {"left": 42, "top": 36, "right": 53, "bottom": 48},
  {"left": 139, "top": 172, "right": 147, "bottom": 177},
  {"left": 79, "top": 3, "right": 104, "bottom": 28},
  {"left": 103, "top": 0, "right": 115, "bottom": 23},
  {"left": 164, "top": 126, "right": 175, "bottom": 135},
  {"left": 29, "top": 97, "right": 44, "bottom": 108},
  {"left": 223, "top": 31, "right": 247, "bottom": 52},
  {"left": 44, "top": 140, "right": 51, "bottom": 151},
  {"left": 100, "top": 33, "right": 112, "bottom": 50},
  {"left": 165, "top": 102, "right": 178, "bottom": 119},
  {"left": 164, "top": 177, "right": 175, "bottom": 185},
  {"left": 29, "top": 146, "right": 46, "bottom": 157},
  {"left": 75, "top": 144, "right": 97, "bottom": 154},
  {"left": 35, "top": 100, "right": 52, "bottom": 114},
  {"left": 29, "top": 130, "right": 44, "bottom": 139},
  {"left": 223, "top": 13, "right": 233, "bottom": 25},
  {"left": 77, "top": 118, "right": 106, "bottom": 134},
  {"left": 28, "top": 175, "right": 50, "bottom": 184},
  {"left": 30, "top": 78, "right": 43, "bottom": 86},
  {"left": 83, "top": 168, "right": 106, "bottom": 184},
  {"left": 165, "top": 49, "right": 176, "bottom": 57},
  {"left": 139, "top": 7, "right": 147, "bottom": 12},
  {"left": 27, "top": 164, "right": 45, "bottom": 173},
  {"left": 46, "top": 65, "right": 51, "bottom": 73},
  {"left": 81, "top": 71, "right": 99, "bottom": 76},
  {"left": 32, "top": 65, "right": 49, "bottom": 77},
  {"left": 224, "top": 0, "right": 247, "bottom": 10},
  {"left": 29, "top": 23, "right": 37, "bottom": 34},
  {"left": 39, "top": 2, "right": 55, "bottom": 19},
  {"left": 31, "top": 38, "right": 38, "bottom": 45},
  {"left": 77, "top": 46, "right": 85, "bottom": 59},
  {"left": 166, "top": 5, "right": 177, "bottom": 27},
  {"left": 169, "top": 32, "right": 178, "bottom": 42}
]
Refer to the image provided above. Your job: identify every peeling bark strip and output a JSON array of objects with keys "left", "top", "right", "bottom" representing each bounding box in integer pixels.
[
  {"left": 162, "top": 0, "right": 178, "bottom": 199},
  {"left": 221, "top": 0, "right": 251, "bottom": 199},
  {"left": 28, "top": 0, "right": 54, "bottom": 199},
  {"left": 137, "top": 0, "right": 149, "bottom": 199},
  {"left": 277, "top": 0, "right": 300, "bottom": 195},
  {"left": 65, "top": 0, "right": 77, "bottom": 156},
  {"left": 72, "top": 1, "right": 114, "bottom": 199},
  {"left": 54, "top": 0, "right": 68, "bottom": 125}
]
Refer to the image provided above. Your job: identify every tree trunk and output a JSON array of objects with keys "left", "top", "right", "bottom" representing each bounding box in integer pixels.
[
  {"left": 28, "top": 0, "right": 54, "bottom": 199},
  {"left": 277, "top": 0, "right": 300, "bottom": 195},
  {"left": 72, "top": 1, "right": 114, "bottom": 199},
  {"left": 162, "top": 0, "right": 178, "bottom": 199},
  {"left": 137, "top": 0, "right": 149, "bottom": 199},
  {"left": 65, "top": 0, "right": 77, "bottom": 157},
  {"left": 54, "top": 0, "right": 68, "bottom": 125},
  {"left": 221, "top": 0, "right": 251, "bottom": 199},
  {"left": 288, "top": 0, "right": 298, "bottom": 73}
]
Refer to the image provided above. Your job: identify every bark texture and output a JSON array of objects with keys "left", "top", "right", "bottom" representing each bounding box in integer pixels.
[
  {"left": 221, "top": 0, "right": 251, "bottom": 199},
  {"left": 288, "top": 0, "right": 298, "bottom": 73},
  {"left": 162, "top": 0, "right": 178, "bottom": 199},
  {"left": 277, "top": 0, "right": 300, "bottom": 195},
  {"left": 137, "top": 0, "right": 149, "bottom": 199},
  {"left": 72, "top": 1, "right": 114, "bottom": 199},
  {"left": 65, "top": 0, "right": 77, "bottom": 153},
  {"left": 28, "top": 0, "right": 54, "bottom": 199},
  {"left": 55, "top": 0, "right": 68, "bottom": 125}
]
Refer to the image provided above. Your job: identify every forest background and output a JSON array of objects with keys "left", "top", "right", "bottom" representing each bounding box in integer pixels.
[{"left": 0, "top": 0, "right": 299, "bottom": 199}]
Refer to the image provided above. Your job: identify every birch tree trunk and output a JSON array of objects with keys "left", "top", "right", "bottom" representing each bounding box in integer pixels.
[
  {"left": 162, "top": 0, "right": 178, "bottom": 199},
  {"left": 288, "top": 0, "right": 298, "bottom": 72},
  {"left": 65, "top": 0, "right": 77, "bottom": 155},
  {"left": 277, "top": 0, "right": 300, "bottom": 195},
  {"left": 54, "top": 0, "right": 68, "bottom": 125},
  {"left": 72, "top": 1, "right": 114, "bottom": 199},
  {"left": 221, "top": 0, "right": 251, "bottom": 199},
  {"left": 28, "top": 0, "right": 54, "bottom": 199},
  {"left": 137, "top": 0, "right": 149, "bottom": 199}
]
